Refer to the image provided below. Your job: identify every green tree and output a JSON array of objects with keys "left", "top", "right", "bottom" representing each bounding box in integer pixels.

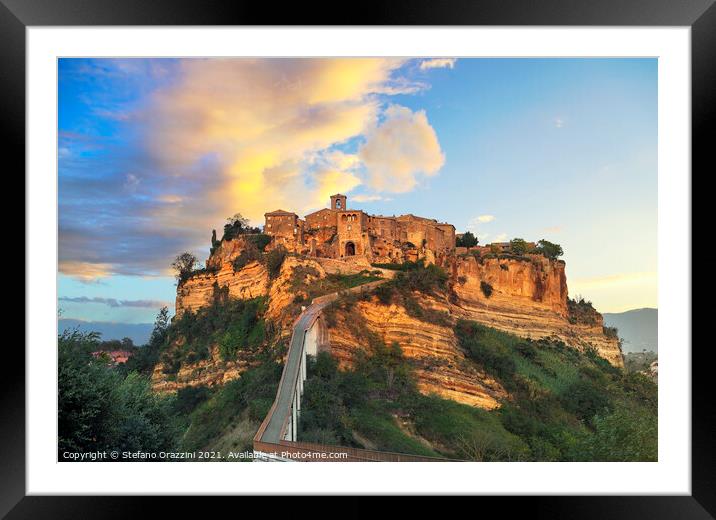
[
  {"left": 509, "top": 238, "right": 529, "bottom": 255},
  {"left": 58, "top": 329, "right": 178, "bottom": 458},
  {"left": 210, "top": 229, "right": 219, "bottom": 254},
  {"left": 578, "top": 403, "right": 657, "bottom": 461},
  {"left": 172, "top": 252, "right": 199, "bottom": 283},
  {"left": 456, "top": 231, "right": 478, "bottom": 248},
  {"left": 536, "top": 239, "right": 564, "bottom": 260},
  {"left": 150, "top": 306, "right": 170, "bottom": 346},
  {"left": 121, "top": 306, "right": 170, "bottom": 376},
  {"left": 223, "top": 212, "right": 258, "bottom": 240}
]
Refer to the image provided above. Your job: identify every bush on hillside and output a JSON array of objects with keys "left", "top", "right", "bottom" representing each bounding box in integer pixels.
[
  {"left": 265, "top": 247, "right": 287, "bottom": 279},
  {"left": 455, "top": 320, "right": 516, "bottom": 382}
]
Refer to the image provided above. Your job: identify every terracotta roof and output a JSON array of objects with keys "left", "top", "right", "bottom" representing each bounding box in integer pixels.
[
  {"left": 305, "top": 207, "right": 336, "bottom": 217},
  {"left": 264, "top": 209, "right": 297, "bottom": 216}
]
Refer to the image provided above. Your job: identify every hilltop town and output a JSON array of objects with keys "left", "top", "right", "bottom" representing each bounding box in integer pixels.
[
  {"left": 262, "top": 194, "right": 456, "bottom": 265},
  {"left": 159, "top": 195, "right": 623, "bottom": 400}
]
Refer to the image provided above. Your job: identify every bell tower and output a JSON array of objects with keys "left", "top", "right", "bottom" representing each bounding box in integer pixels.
[{"left": 330, "top": 194, "right": 347, "bottom": 211}]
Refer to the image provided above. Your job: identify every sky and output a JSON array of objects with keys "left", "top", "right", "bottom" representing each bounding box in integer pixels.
[{"left": 58, "top": 57, "right": 657, "bottom": 326}]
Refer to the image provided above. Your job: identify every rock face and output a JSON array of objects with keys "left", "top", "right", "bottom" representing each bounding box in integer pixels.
[
  {"left": 264, "top": 256, "right": 327, "bottom": 334},
  {"left": 451, "top": 254, "right": 568, "bottom": 316},
  {"left": 151, "top": 344, "right": 252, "bottom": 393},
  {"left": 450, "top": 255, "right": 623, "bottom": 367},
  {"left": 175, "top": 261, "right": 269, "bottom": 317},
  {"left": 328, "top": 298, "right": 507, "bottom": 409},
  {"left": 162, "top": 235, "right": 622, "bottom": 399}
]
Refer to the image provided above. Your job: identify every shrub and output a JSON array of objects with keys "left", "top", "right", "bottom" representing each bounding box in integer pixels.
[
  {"left": 536, "top": 239, "right": 564, "bottom": 260},
  {"left": 172, "top": 386, "right": 212, "bottom": 416},
  {"left": 162, "top": 297, "right": 268, "bottom": 367},
  {"left": 603, "top": 325, "right": 619, "bottom": 339},
  {"left": 509, "top": 238, "right": 530, "bottom": 255},
  {"left": 374, "top": 283, "right": 396, "bottom": 305},
  {"left": 480, "top": 281, "right": 493, "bottom": 298},
  {"left": 371, "top": 261, "right": 422, "bottom": 272},
  {"left": 232, "top": 241, "right": 262, "bottom": 271},
  {"left": 515, "top": 341, "right": 538, "bottom": 360},
  {"left": 560, "top": 378, "right": 612, "bottom": 424},
  {"left": 393, "top": 262, "right": 448, "bottom": 294},
  {"left": 265, "top": 247, "right": 287, "bottom": 279},
  {"left": 567, "top": 296, "right": 600, "bottom": 326},
  {"left": 577, "top": 402, "right": 657, "bottom": 461},
  {"left": 246, "top": 233, "right": 271, "bottom": 252},
  {"left": 456, "top": 231, "right": 478, "bottom": 248},
  {"left": 454, "top": 320, "right": 516, "bottom": 382}
]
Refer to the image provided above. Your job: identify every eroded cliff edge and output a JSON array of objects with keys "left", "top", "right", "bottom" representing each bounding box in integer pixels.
[
  {"left": 154, "top": 238, "right": 622, "bottom": 408},
  {"left": 450, "top": 254, "right": 623, "bottom": 367}
]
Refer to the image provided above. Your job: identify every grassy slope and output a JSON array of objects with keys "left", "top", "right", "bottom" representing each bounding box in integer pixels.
[{"left": 297, "top": 318, "right": 657, "bottom": 461}]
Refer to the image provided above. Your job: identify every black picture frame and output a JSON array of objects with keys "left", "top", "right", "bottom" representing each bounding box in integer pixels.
[{"left": 4, "top": 0, "right": 713, "bottom": 516}]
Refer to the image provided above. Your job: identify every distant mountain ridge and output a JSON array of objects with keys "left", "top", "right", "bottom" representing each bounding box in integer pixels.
[
  {"left": 603, "top": 308, "right": 657, "bottom": 353},
  {"left": 58, "top": 319, "right": 154, "bottom": 346}
]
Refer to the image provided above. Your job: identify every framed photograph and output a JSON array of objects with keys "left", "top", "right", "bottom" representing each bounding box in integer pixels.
[{"left": 7, "top": 0, "right": 713, "bottom": 514}]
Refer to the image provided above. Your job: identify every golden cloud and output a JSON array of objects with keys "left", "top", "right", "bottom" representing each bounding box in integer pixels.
[
  {"left": 142, "top": 58, "right": 442, "bottom": 237},
  {"left": 59, "top": 261, "right": 115, "bottom": 281}
]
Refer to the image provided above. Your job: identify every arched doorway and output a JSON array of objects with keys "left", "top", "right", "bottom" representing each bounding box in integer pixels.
[{"left": 345, "top": 241, "right": 356, "bottom": 256}]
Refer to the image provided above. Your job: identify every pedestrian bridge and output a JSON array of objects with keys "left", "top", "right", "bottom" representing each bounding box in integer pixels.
[{"left": 252, "top": 279, "right": 444, "bottom": 462}]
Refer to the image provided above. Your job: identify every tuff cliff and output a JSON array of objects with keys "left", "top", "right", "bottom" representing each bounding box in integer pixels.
[
  {"left": 175, "top": 260, "right": 269, "bottom": 317},
  {"left": 326, "top": 296, "right": 508, "bottom": 409},
  {"left": 158, "top": 233, "right": 622, "bottom": 402},
  {"left": 449, "top": 254, "right": 623, "bottom": 367}
]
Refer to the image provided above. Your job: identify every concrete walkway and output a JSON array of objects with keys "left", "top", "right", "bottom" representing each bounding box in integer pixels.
[{"left": 256, "top": 280, "right": 385, "bottom": 444}]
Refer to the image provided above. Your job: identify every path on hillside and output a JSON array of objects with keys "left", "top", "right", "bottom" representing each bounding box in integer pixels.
[{"left": 258, "top": 279, "right": 386, "bottom": 444}]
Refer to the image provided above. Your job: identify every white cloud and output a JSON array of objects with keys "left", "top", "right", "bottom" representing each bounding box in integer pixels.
[
  {"left": 465, "top": 215, "right": 506, "bottom": 244},
  {"left": 359, "top": 105, "right": 445, "bottom": 193},
  {"left": 554, "top": 117, "right": 566, "bottom": 128},
  {"left": 420, "top": 58, "right": 457, "bottom": 71},
  {"left": 466, "top": 214, "right": 495, "bottom": 231},
  {"left": 352, "top": 194, "right": 384, "bottom": 203}
]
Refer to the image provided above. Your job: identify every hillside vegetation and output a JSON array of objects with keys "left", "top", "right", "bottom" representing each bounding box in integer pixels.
[
  {"left": 298, "top": 317, "right": 657, "bottom": 461},
  {"left": 59, "top": 260, "right": 655, "bottom": 461}
]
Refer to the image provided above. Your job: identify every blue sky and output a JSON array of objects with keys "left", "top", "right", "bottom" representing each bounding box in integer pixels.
[{"left": 58, "top": 58, "right": 657, "bottom": 325}]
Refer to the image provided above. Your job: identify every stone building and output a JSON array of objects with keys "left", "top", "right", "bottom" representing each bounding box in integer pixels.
[
  {"left": 264, "top": 194, "right": 455, "bottom": 263},
  {"left": 264, "top": 209, "right": 303, "bottom": 249}
]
